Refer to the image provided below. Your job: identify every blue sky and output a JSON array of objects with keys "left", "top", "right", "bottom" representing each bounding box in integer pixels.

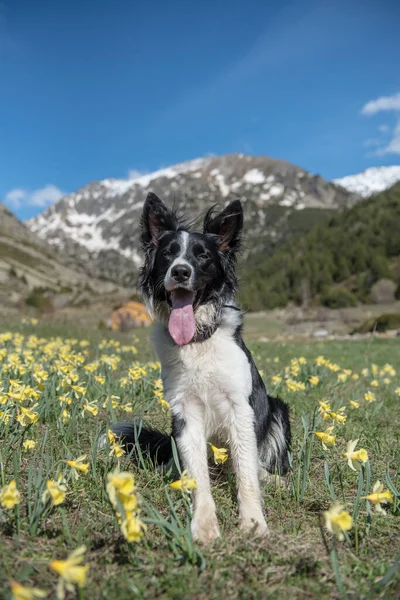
[{"left": 1, "top": 0, "right": 400, "bottom": 220}]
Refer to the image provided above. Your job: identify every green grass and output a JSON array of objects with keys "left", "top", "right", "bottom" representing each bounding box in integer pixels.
[{"left": 0, "top": 322, "right": 399, "bottom": 599}]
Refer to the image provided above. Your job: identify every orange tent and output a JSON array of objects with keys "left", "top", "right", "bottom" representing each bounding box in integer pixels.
[{"left": 110, "top": 301, "right": 152, "bottom": 331}]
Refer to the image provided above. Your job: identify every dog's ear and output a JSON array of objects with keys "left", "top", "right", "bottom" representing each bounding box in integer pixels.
[
  {"left": 203, "top": 199, "right": 243, "bottom": 253},
  {"left": 141, "top": 192, "right": 179, "bottom": 250}
]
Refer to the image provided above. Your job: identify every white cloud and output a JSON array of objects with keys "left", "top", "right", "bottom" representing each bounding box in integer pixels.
[
  {"left": 361, "top": 91, "right": 400, "bottom": 155},
  {"left": 378, "top": 124, "right": 389, "bottom": 133},
  {"left": 361, "top": 92, "right": 400, "bottom": 116},
  {"left": 3, "top": 184, "right": 65, "bottom": 210},
  {"left": 5, "top": 188, "right": 27, "bottom": 209},
  {"left": 29, "top": 184, "right": 64, "bottom": 207}
]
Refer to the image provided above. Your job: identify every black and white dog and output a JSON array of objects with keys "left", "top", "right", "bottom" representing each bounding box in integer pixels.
[{"left": 112, "top": 192, "right": 291, "bottom": 544}]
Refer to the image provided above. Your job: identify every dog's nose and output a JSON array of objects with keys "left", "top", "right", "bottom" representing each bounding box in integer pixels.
[{"left": 171, "top": 264, "right": 192, "bottom": 283}]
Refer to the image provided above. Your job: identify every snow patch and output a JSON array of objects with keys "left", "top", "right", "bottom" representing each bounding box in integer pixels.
[
  {"left": 242, "top": 169, "right": 265, "bottom": 185},
  {"left": 333, "top": 166, "right": 400, "bottom": 198}
]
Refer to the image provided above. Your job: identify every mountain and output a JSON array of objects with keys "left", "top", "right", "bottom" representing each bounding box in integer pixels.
[
  {"left": 334, "top": 166, "right": 400, "bottom": 198},
  {"left": 0, "top": 202, "right": 128, "bottom": 313},
  {"left": 27, "top": 154, "right": 361, "bottom": 286},
  {"left": 239, "top": 183, "right": 400, "bottom": 311}
]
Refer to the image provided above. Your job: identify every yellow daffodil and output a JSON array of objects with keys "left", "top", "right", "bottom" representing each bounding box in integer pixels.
[
  {"left": 66, "top": 455, "right": 89, "bottom": 479},
  {"left": 16, "top": 405, "right": 39, "bottom": 427},
  {"left": 349, "top": 400, "right": 359, "bottom": 409},
  {"left": 121, "top": 511, "right": 147, "bottom": 543},
  {"left": 351, "top": 373, "right": 359, "bottom": 380},
  {"left": 170, "top": 470, "right": 197, "bottom": 491},
  {"left": 342, "top": 440, "right": 368, "bottom": 471},
  {"left": 371, "top": 379, "right": 379, "bottom": 387},
  {"left": 210, "top": 444, "right": 229, "bottom": 464},
  {"left": 337, "top": 373, "right": 348, "bottom": 383},
  {"left": 0, "top": 480, "right": 21, "bottom": 509},
  {"left": 315, "top": 426, "right": 336, "bottom": 450},
  {"left": 93, "top": 375, "right": 105, "bottom": 385},
  {"left": 50, "top": 545, "right": 89, "bottom": 598},
  {"left": 318, "top": 400, "right": 331, "bottom": 416},
  {"left": 362, "top": 481, "right": 393, "bottom": 514},
  {"left": 71, "top": 385, "right": 86, "bottom": 397},
  {"left": 309, "top": 376, "right": 319, "bottom": 386},
  {"left": 364, "top": 391, "right": 376, "bottom": 403},
  {"left": 42, "top": 475, "right": 67, "bottom": 506},
  {"left": 10, "top": 580, "right": 46, "bottom": 600},
  {"left": 81, "top": 401, "right": 99, "bottom": 417},
  {"left": 329, "top": 407, "right": 347, "bottom": 424},
  {"left": 106, "top": 470, "right": 137, "bottom": 512},
  {"left": 271, "top": 375, "right": 282, "bottom": 385},
  {"left": 395, "top": 387, "right": 400, "bottom": 397},
  {"left": 323, "top": 503, "right": 353, "bottom": 541},
  {"left": 23, "top": 439, "right": 36, "bottom": 451}
]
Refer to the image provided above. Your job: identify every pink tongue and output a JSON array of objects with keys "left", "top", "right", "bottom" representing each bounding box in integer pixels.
[{"left": 168, "top": 290, "right": 196, "bottom": 345}]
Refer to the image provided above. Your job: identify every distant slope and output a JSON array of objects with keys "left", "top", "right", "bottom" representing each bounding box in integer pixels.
[
  {"left": 240, "top": 183, "right": 400, "bottom": 311},
  {"left": 334, "top": 166, "right": 400, "bottom": 198},
  {"left": 0, "top": 202, "right": 127, "bottom": 311},
  {"left": 27, "top": 154, "right": 360, "bottom": 285}
]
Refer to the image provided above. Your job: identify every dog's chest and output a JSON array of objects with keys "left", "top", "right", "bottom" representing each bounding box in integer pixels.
[{"left": 154, "top": 325, "right": 252, "bottom": 407}]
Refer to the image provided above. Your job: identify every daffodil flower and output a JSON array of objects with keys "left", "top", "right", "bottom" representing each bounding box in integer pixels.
[
  {"left": 16, "top": 405, "right": 39, "bottom": 427},
  {"left": 170, "top": 470, "right": 197, "bottom": 491},
  {"left": 23, "top": 439, "right": 36, "bottom": 451},
  {"left": 342, "top": 439, "right": 368, "bottom": 471},
  {"left": 0, "top": 479, "right": 21, "bottom": 509},
  {"left": 364, "top": 391, "right": 376, "bottom": 403},
  {"left": 349, "top": 401, "right": 359, "bottom": 409},
  {"left": 271, "top": 375, "right": 282, "bottom": 385},
  {"left": 42, "top": 475, "right": 67, "bottom": 506},
  {"left": 50, "top": 545, "right": 89, "bottom": 600},
  {"left": 315, "top": 426, "right": 336, "bottom": 450},
  {"left": 309, "top": 376, "right": 319, "bottom": 386},
  {"left": 121, "top": 511, "right": 147, "bottom": 543},
  {"left": 106, "top": 470, "right": 137, "bottom": 512},
  {"left": 362, "top": 481, "right": 393, "bottom": 514},
  {"left": 371, "top": 379, "right": 379, "bottom": 387},
  {"left": 210, "top": 444, "right": 229, "bottom": 464},
  {"left": 66, "top": 455, "right": 89, "bottom": 479},
  {"left": 10, "top": 580, "right": 46, "bottom": 600},
  {"left": 323, "top": 503, "right": 353, "bottom": 541}
]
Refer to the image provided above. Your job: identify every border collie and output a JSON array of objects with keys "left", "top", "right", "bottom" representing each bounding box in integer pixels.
[{"left": 112, "top": 192, "right": 291, "bottom": 544}]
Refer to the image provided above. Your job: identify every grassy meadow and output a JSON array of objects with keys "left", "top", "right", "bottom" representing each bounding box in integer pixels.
[{"left": 0, "top": 319, "right": 399, "bottom": 599}]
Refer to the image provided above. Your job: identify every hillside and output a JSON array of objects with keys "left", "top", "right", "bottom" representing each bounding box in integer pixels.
[
  {"left": 239, "top": 183, "right": 400, "bottom": 311},
  {"left": 0, "top": 202, "right": 129, "bottom": 313},
  {"left": 27, "top": 154, "right": 360, "bottom": 286}
]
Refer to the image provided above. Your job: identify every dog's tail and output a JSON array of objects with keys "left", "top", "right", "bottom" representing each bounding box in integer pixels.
[{"left": 105, "top": 422, "right": 174, "bottom": 466}]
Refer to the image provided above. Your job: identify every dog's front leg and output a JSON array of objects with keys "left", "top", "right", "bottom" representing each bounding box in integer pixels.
[
  {"left": 228, "top": 399, "right": 269, "bottom": 536},
  {"left": 172, "top": 402, "right": 220, "bottom": 544}
]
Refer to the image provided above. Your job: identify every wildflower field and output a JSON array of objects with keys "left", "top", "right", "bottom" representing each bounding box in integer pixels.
[{"left": 0, "top": 322, "right": 399, "bottom": 600}]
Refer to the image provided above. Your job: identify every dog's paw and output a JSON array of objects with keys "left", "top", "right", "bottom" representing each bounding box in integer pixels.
[
  {"left": 191, "top": 512, "right": 221, "bottom": 545},
  {"left": 240, "top": 516, "right": 269, "bottom": 538}
]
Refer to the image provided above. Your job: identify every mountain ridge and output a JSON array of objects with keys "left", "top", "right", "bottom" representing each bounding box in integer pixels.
[{"left": 27, "top": 153, "right": 360, "bottom": 286}]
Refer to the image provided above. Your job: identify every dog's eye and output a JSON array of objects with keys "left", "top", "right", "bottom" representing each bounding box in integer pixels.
[
  {"left": 163, "top": 249, "right": 172, "bottom": 258},
  {"left": 198, "top": 253, "right": 209, "bottom": 261}
]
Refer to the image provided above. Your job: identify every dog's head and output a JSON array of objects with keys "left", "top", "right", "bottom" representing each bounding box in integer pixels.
[{"left": 138, "top": 192, "right": 243, "bottom": 345}]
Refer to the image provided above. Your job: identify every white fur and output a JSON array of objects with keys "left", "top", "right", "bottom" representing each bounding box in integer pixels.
[
  {"left": 152, "top": 307, "right": 268, "bottom": 543},
  {"left": 164, "top": 231, "right": 192, "bottom": 291}
]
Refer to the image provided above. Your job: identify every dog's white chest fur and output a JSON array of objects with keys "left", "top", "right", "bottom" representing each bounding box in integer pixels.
[{"left": 153, "top": 319, "right": 252, "bottom": 440}]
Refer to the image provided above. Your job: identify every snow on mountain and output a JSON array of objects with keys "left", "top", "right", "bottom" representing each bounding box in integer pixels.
[
  {"left": 27, "top": 154, "right": 360, "bottom": 286},
  {"left": 334, "top": 166, "right": 400, "bottom": 198}
]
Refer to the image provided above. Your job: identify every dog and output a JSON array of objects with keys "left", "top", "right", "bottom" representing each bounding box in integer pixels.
[{"left": 111, "top": 192, "right": 291, "bottom": 544}]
